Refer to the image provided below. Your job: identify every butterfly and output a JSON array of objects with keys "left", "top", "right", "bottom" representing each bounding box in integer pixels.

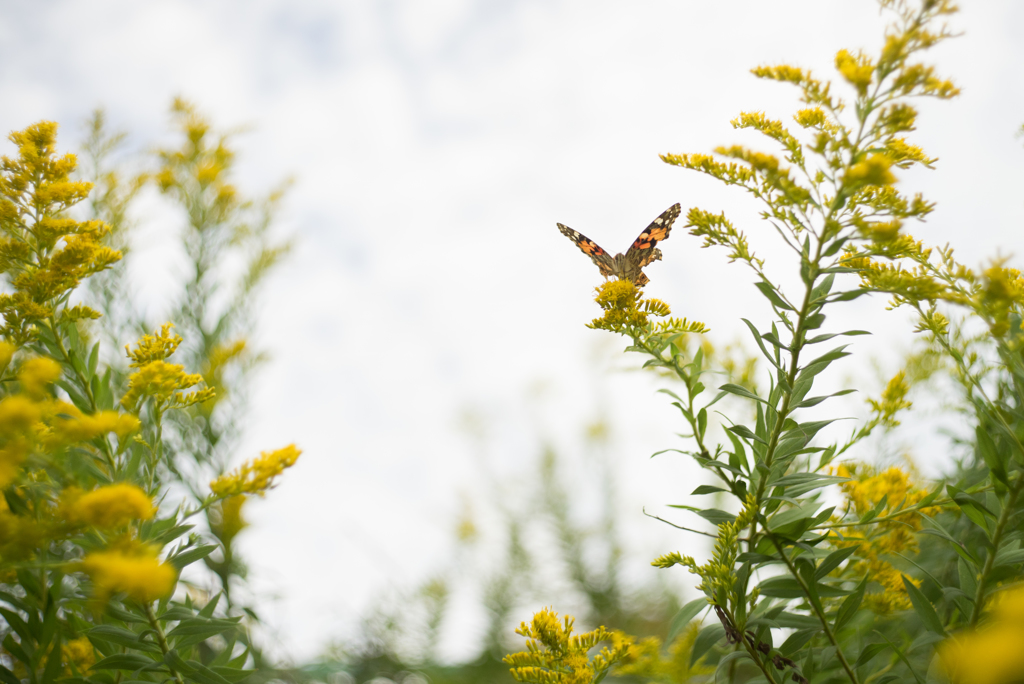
[{"left": 557, "top": 203, "right": 681, "bottom": 286}]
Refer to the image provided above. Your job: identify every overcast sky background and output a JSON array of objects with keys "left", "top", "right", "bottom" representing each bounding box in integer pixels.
[{"left": 2, "top": 0, "right": 1023, "bottom": 663}]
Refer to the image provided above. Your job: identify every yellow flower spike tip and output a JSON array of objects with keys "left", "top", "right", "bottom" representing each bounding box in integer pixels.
[
  {"left": 66, "top": 483, "right": 154, "bottom": 529},
  {"left": 125, "top": 323, "right": 182, "bottom": 367},
  {"left": 17, "top": 357, "right": 61, "bottom": 399},
  {"left": 78, "top": 546, "right": 176, "bottom": 604},
  {"left": 210, "top": 444, "right": 302, "bottom": 498},
  {"left": 845, "top": 154, "right": 897, "bottom": 187},
  {"left": 504, "top": 607, "right": 633, "bottom": 684}
]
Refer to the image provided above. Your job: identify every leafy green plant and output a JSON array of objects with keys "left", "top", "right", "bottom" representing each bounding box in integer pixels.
[
  {"left": 508, "top": 1, "right": 1024, "bottom": 683},
  {"left": 0, "top": 116, "right": 298, "bottom": 684}
]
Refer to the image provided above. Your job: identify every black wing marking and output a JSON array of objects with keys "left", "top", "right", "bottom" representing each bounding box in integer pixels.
[
  {"left": 558, "top": 223, "right": 615, "bottom": 278},
  {"left": 625, "top": 203, "right": 681, "bottom": 269}
]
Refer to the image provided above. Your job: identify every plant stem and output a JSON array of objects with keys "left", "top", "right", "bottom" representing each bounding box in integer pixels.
[
  {"left": 769, "top": 533, "right": 861, "bottom": 684},
  {"left": 969, "top": 475, "right": 1024, "bottom": 627},
  {"left": 143, "top": 602, "right": 185, "bottom": 684}
]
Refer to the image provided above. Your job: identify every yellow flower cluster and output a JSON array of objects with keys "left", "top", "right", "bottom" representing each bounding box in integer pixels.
[
  {"left": 652, "top": 495, "right": 759, "bottom": 605},
  {"left": 0, "top": 122, "right": 121, "bottom": 344},
  {"left": 0, "top": 353, "right": 139, "bottom": 488},
  {"left": 78, "top": 544, "right": 176, "bottom": 603},
  {"left": 834, "top": 49, "right": 875, "bottom": 96},
  {"left": 62, "top": 483, "right": 154, "bottom": 529},
  {"left": 978, "top": 264, "right": 1024, "bottom": 337},
  {"left": 866, "top": 371, "right": 913, "bottom": 429},
  {"left": 588, "top": 280, "right": 707, "bottom": 342},
  {"left": 833, "top": 463, "right": 935, "bottom": 612},
  {"left": 209, "top": 444, "right": 302, "bottom": 498},
  {"left": 504, "top": 608, "right": 632, "bottom": 684},
  {"left": 62, "top": 636, "right": 95, "bottom": 675},
  {"left": 939, "top": 586, "right": 1024, "bottom": 684},
  {"left": 613, "top": 623, "right": 712, "bottom": 683},
  {"left": 122, "top": 324, "right": 214, "bottom": 411}
]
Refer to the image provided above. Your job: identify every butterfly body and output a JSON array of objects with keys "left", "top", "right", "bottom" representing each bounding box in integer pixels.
[{"left": 557, "top": 203, "right": 681, "bottom": 286}]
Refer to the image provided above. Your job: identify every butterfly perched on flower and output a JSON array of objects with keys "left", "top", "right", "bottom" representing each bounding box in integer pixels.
[{"left": 557, "top": 203, "right": 681, "bottom": 286}]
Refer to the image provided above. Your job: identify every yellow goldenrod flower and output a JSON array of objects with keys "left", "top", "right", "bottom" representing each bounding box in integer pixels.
[
  {"left": 65, "top": 483, "right": 154, "bottom": 529},
  {"left": 835, "top": 49, "right": 875, "bottom": 96},
  {"left": 79, "top": 546, "right": 176, "bottom": 603},
  {"left": 62, "top": 636, "right": 95, "bottom": 675},
  {"left": 504, "top": 608, "right": 632, "bottom": 684},
  {"left": 211, "top": 494, "right": 248, "bottom": 543},
  {"left": 122, "top": 324, "right": 214, "bottom": 411},
  {"left": 16, "top": 357, "right": 60, "bottom": 399},
  {"left": 0, "top": 341, "right": 15, "bottom": 372},
  {"left": 46, "top": 402, "right": 140, "bottom": 445},
  {"left": 210, "top": 444, "right": 302, "bottom": 497},
  {"left": 125, "top": 323, "right": 181, "bottom": 367},
  {"left": 122, "top": 359, "right": 210, "bottom": 411},
  {"left": 0, "top": 395, "right": 42, "bottom": 435},
  {"left": 832, "top": 462, "right": 936, "bottom": 612},
  {"left": 940, "top": 586, "right": 1024, "bottom": 684},
  {"left": 845, "top": 154, "right": 897, "bottom": 187}
]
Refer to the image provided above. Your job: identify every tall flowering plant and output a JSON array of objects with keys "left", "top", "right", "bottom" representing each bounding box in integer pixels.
[
  {"left": 509, "top": 1, "right": 1024, "bottom": 683},
  {"left": 0, "top": 123, "right": 299, "bottom": 683}
]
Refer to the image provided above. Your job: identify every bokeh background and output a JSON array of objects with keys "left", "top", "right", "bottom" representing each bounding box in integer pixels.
[{"left": 2, "top": 0, "right": 1022, "bottom": 669}]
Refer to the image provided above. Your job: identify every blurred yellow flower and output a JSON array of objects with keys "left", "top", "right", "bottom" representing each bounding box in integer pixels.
[
  {"left": 940, "top": 586, "right": 1024, "bottom": 684},
  {"left": 212, "top": 494, "right": 248, "bottom": 543},
  {"left": 62, "top": 636, "right": 95, "bottom": 675},
  {"left": 17, "top": 357, "right": 60, "bottom": 398},
  {"left": 210, "top": 444, "right": 302, "bottom": 497},
  {"left": 65, "top": 483, "right": 154, "bottom": 529},
  {"left": 79, "top": 546, "right": 176, "bottom": 603},
  {"left": 833, "top": 463, "right": 935, "bottom": 612}
]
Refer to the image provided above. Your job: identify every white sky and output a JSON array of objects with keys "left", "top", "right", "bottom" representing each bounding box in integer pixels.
[{"left": 2, "top": 0, "right": 1023, "bottom": 663}]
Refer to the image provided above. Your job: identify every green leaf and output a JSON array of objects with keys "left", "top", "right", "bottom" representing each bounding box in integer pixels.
[
  {"left": 834, "top": 577, "right": 866, "bottom": 631},
  {"left": 779, "top": 628, "right": 817, "bottom": 656},
  {"left": 88, "top": 626, "right": 159, "bottom": 652},
  {"left": 791, "top": 388, "right": 856, "bottom": 410},
  {"left": 208, "top": 666, "right": 256, "bottom": 683},
  {"left": 41, "top": 632, "right": 62, "bottom": 684},
  {"left": 872, "top": 630, "right": 924, "bottom": 684},
  {"left": 773, "top": 473, "right": 850, "bottom": 497},
  {"left": 901, "top": 575, "right": 946, "bottom": 636},
  {"left": 695, "top": 509, "right": 735, "bottom": 526},
  {"left": 715, "top": 651, "right": 752, "bottom": 682},
  {"left": 854, "top": 642, "right": 890, "bottom": 668},
  {"left": 758, "top": 577, "right": 850, "bottom": 599},
  {"left": 92, "top": 654, "right": 158, "bottom": 672},
  {"left": 719, "top": 383, "right": 767, "bottom": 404},
  {"left": 761, "top": 331, "right": 790, "bottom": 351},
  {"left": 0, "top": 665, "right": 20, "bottom": 684},
  {"left": 740, "top": 318, "right": 782, "bottom": 370},
  {"left": 690, "top": 624, "right": 725, "bottom": 667},
  {"left": 690, "top": 485, "right": 726, "bottom": 496},
  {"left": 727, "top": 424, "right": 767, "bottom": 446},
  {"left": 667, "top": 598, "right": 709, "bottom": 644},
  {"left": 170, "top": 544, "right": 218, "bottom": 570},
  {"left": 755, "top": 280, "right": 793, "bottom": 311},
  {"left": 815, "top": 546, "right": 857, "bottom": 579},
  {"left": 976, "top": 425, "right": 1008, "bottom": 485}
]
